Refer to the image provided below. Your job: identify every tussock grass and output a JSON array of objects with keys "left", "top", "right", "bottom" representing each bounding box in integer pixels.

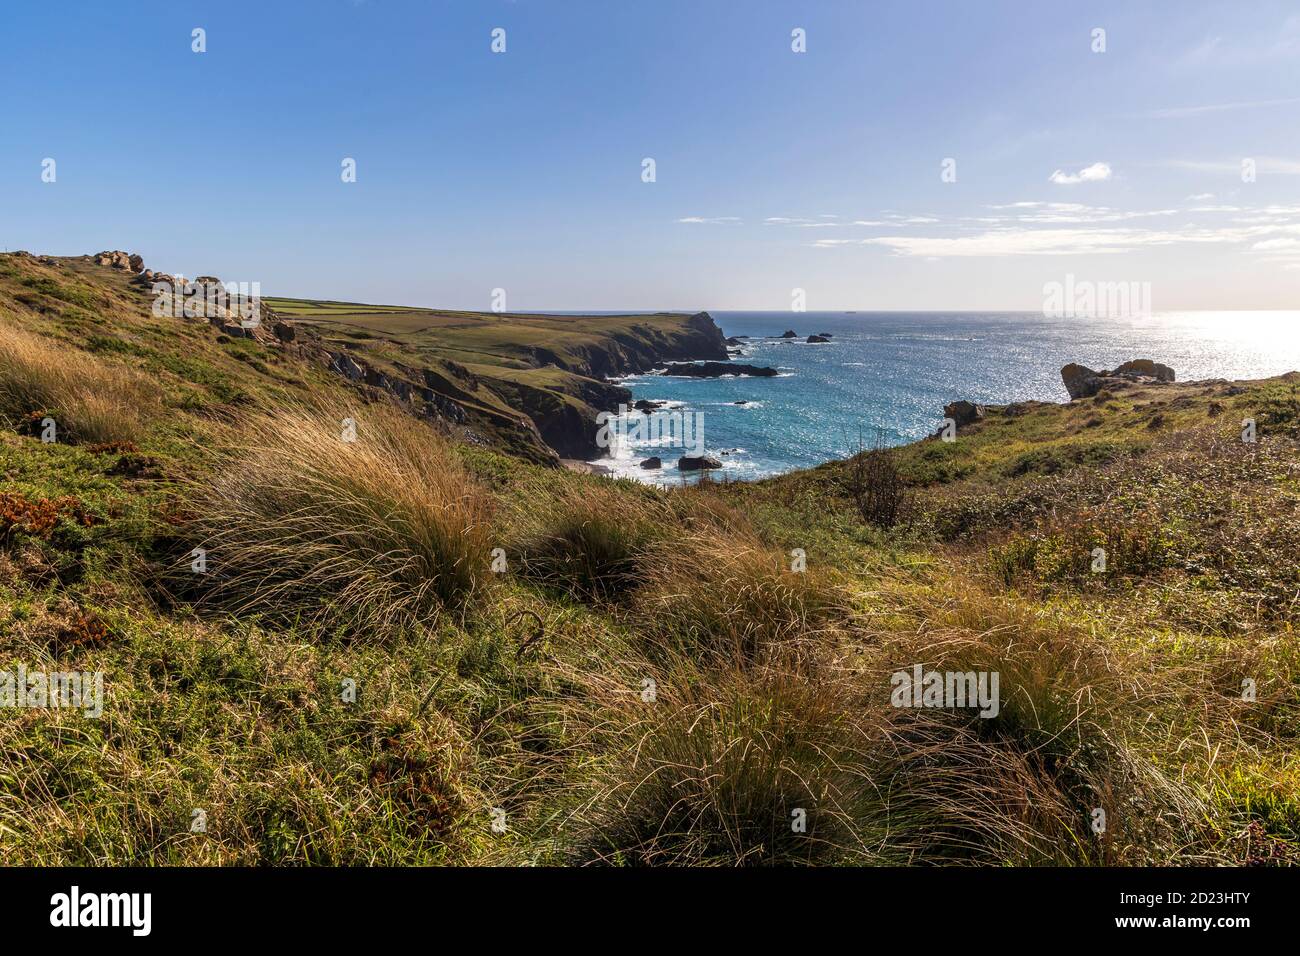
[
  {"left": 510, "top": 478, "right": 664, "bottom": 601},
  {"left": 179, "top": 400, "right": 494, "bottom": 640},
  {"left": 862, "top": 590, "right": 1220, "bottom": 863},
  {"left": 571, "top": 652, "right": 885, "bottom": 866},
  {"left": 0, "top": 323, "right": 159, "bottom": 444},
  {"left": 633, "top": 531, "right": 844, "bottom": 663}
]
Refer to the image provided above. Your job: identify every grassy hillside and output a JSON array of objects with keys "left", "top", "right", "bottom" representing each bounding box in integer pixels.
[
  {"left": 0, "top": 250, "right": 1296, "bottom": 865},
  {"left": 265, "top": 295, "right": 728, "bottom": 461}
]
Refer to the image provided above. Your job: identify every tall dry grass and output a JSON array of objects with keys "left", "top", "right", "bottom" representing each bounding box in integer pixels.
[
  {"left": 0, "top": 323, "right": 158, "bottom": 443},
  {"left": 180, "top": 399, "right": 494, "bottom": 639}
]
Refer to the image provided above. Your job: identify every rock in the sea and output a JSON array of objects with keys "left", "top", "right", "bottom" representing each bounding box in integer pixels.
[
  {"left": 944, "top": 400, "right": 985, "bottom": 427},
  {"left": 779, "top": 329, "right": 798, "bottom": 338},
  {"left": 678, "top": 454, "right": 722, "bottom": 471},
  {"left": 806, "top": 334, "right": 831, "bottom": 343},
  {"left": 724, "top": 336, "right": 745, "bottom": 346},
  {"left": 640, "top": 456, "right": 662, "bottom": 469},
  {"left": 661, "top": 361, "right": 777, "bottom": 378},
  {"left": 633, "top": 399, "right": 665, "bottom": 413}
]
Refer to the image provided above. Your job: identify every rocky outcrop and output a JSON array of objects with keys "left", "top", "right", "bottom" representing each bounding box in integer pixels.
[
  {"left": 640, "top": 456, "right": 662, "bottom": 469},
  {"left": 95, "top": 250, "right": 142, "bottom": 272},
  {"left": 488, "top": 375, "right": 630, "bottom": 460},
  {"left": 806, "top": 334, "right": 831, "bottom": 343},
  {"left": 1114, "top": 359, "right": 1175, "bottom": 382},
  {"left": 1062, "top": 359, "right": 1176, "bottom": 400},
  {"left": 1061, "top": 363, "right": 1100, "bottom": 400},
  {"left": 660, "top": 361, "right": 778, "bottom": 378},
  {"left": 779, "top": 329, "right": 798, "bottom": 339},
  {"left": 944, "top": 400, "right": 985, "bottom": 427}
]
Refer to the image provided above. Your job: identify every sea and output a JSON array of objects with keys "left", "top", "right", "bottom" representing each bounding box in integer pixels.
[{"left": 591, "top": 310, "right": 1300, "bottom": 485}]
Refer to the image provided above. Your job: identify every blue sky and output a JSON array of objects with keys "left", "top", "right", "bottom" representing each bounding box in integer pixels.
[{"left": 3, "top": 0, "right": 1299, "bottom": 310}]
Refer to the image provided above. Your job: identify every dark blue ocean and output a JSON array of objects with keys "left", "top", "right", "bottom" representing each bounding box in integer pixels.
[{"left": 594, "top": 310, "right": 1300, "bottom": 484}]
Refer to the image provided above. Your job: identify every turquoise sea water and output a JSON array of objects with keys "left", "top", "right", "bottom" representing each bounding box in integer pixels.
[{"left": 592, "top": 310, "right": 1300, "bottom": 484}]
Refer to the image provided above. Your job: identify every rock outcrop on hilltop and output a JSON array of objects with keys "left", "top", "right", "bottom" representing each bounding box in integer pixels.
[
  {"left": 1061, "top": 359, "right": 1176, "bottom": 400},
  {"left": 94, "top": 250, "right": 142, "bottom": 272},
  {"left": 944, "top": 399, "right": 985, "bottom": 427}
]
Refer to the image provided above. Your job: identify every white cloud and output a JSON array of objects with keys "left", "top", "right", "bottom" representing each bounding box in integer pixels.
[
  {"left": 676, "top": 216, "right": 741, "bottom": 224},
  {"left": 1252, "top": 238, "right": 1300, "bottom": 250},
  {"left": 1048, "top": 162, "right": 1112, "bottom": 185}
]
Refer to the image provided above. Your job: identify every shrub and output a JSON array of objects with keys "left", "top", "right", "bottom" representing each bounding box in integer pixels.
[
  {"left": 844, "top": 429, "right": 908, "bottom": 528},
  {"left": 990, "top": 506, "right": 1171, "bottom": 588}
]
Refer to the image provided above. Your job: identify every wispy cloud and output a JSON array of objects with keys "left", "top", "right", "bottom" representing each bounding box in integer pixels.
[
  {"left": 810, "top": 201, "right": 1300, "bottom": 262},
  {"left": 1048, "top": 162, "right": 1112, "bottom": 185},
  {"left": 1169, "top": 15, "right": 1300, "bottom": 69},
  {"left": 1135, "top": 96, "right": 1300, "bottom": 119},
  {"left": 676, "top": 216, "right": 741, "bottom": 225},
  {"left": 981, "top": 202, "right": 1175, "bottom": 224},
  {"left": 1163, "top": 157, "right": 1300, "bottom": 175}
]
